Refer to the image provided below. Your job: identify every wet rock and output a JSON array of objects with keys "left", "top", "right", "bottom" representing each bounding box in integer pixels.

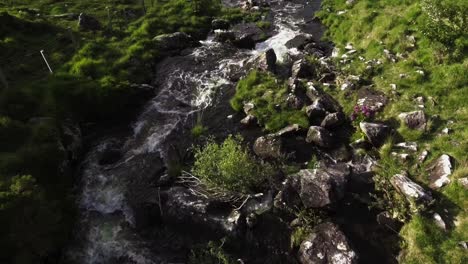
[
  {"left": 289, "top": 162, "right": 350, "bottom": 208},
  {"left": 299, "top": 222, "right": 358, "bottom": 264},
  {"left": 285, "top": 34, "right": 313, "bottom": 50},
  {"left": 153, "top": 32, "right": 197, "bottom": 52},
  {"left": 427, "top": 154, "right": 452, "bottom": 189},
  {"left": 243, "top": 191, "right": 274, "bottom": 215},
  {"left": 304, "top": 43, "right": 326, "bottom": 57},
  {"left": 357, "top": 87, "right": 388, "bottom": 112},
  {"left": 78, "top": 13, "right": 101, "bottom": 31},
  {"left": 248, "top": 48, "right": 277, "bottom": 72},
  {"left": 291, "top": 59, "right": 315, "bottom": 79},
  {"left": 212, "top": 19, "right": 230, "bottom": 30},
  {"left": 253, "top": 135, "right": 284, "bottom": 159},
  {"left": 232, "top": 23, "right": 265, "bottom": 49},
  {"left": 398, "top": 110, "right": 427, "bottom": 130},
  {"left": 240, "top": 114, "right": 256, "bottom": 126},
  {"left": 98, "top": 148, "right": 122, "bottom": 165},
  {"left": 306, "top": 126, "right": 333, "bottom": 148},
  {"left": 390, "top": 172, "right": 433, "bottom": 204},
  {"left": 214, "top": 30, "right": 236, "bottom": 43},
  {"left": 321, "top": 112, "right": 345, "bottom": 128},
  {"left": 163, "top": 187, "right": 240, "bottom": 233},
  {"left": 359, "top": 122, "right": 391, "bottom": 147}
]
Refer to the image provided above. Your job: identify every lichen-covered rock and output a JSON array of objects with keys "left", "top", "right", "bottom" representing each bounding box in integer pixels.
[
  {"left": 398, "top": 110, "right": 427, "bottom": 130},
  {"left": 306, "top": 126, "right": 333, "bottom": 148},
  {"left": 299, "top": 222, "right": 358, "bottom": 264},
  {"left": 321, "top": 112, "right": 345, "bottom": 128},
  {"left": 288, "top": 162, "right": 350, "bottom": 208},
  {"left": 427, "top": 154, "right": 453, "bottom": 189},
  {"left": 359, "top": 122, "right": 391, "bottom": 147},
  {"left": 253, "top": 135, "right": 284, "bottom": 159}
]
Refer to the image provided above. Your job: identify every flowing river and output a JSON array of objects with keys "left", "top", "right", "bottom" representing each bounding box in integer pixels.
[{"left": 67, "top": 1, "right": 325, "bottom": 263}]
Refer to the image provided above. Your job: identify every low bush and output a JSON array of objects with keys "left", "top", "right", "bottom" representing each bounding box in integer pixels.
[{"left": 192, "top": 135, "right": 272, "bottom": 194}]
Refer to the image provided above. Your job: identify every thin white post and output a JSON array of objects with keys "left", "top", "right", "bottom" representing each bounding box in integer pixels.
[{"left": 40, "top": 50, "right": 53, "bottom": 74}]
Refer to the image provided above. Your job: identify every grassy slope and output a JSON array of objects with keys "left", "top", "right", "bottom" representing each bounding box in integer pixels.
[{"left": 317, "top": 0, "right": 467, "bottom": 263}]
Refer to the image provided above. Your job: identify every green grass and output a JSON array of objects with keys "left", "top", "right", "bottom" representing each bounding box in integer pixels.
[
  {"left": 231, "top": 70, "right": 309, "bottom": 132},
  {"left": 318, "top": 0, "right": 467, "bottom": 262}
]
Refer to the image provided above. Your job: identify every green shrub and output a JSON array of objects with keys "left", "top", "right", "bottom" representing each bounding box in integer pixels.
[
  {"left": 231, "top": 71, "right": 309, "bottom": 132},
  {"left": 189, "top": 240, "right": 236, "bottom": 264},
  {"left": 192, "top": 135, "right": 272, "bottom": 194}
]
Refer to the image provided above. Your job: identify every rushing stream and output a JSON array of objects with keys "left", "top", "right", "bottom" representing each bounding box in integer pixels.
[{"left": 68, "top": 1, "right": 325, "bottom": 263}]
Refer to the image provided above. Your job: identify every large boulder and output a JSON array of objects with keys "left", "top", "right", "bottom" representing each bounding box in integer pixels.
[
  {"left": 162, "top": 187, "right": 241, "bottom": 234},
  {"left": 214, "top": 30, "right": 236, "bottom": 43},
  {"left": 359, "top": 122, "right": 391, "bottom": 147},
  {"left": 231, "top": 23, "right": 266, "bottom": 49},
  {"left": 306, "top": 126, "right": 333, "bottom": 148},
  {"left": 285, "top": 34, "right": 313, "bottom": 50},
  {"left": 398, "top": 110, "right": 427, "bottom": 130},
  {"left": 427, "top": 154, "right": 453, "bottom": 189},
  {"left": 153, "top": 32, "right": 197, "bottom": 52},
  {"left": 288, "top": 162, "right": 350, "bottom": 208},
  {"left": 299, "top": 222, "right": 358, "bottom": 264},
  {"left": 390, "top": 172, "right": 433, "bottom": 205},
  {"left": 78, "top": 13, "right": 101, "bottom": 31},
  {"left": 247, "top": 48, "right": 277, "bottom": 72},
  {"left": 253, "top": 135, "right": 284, "bottom": 159}
]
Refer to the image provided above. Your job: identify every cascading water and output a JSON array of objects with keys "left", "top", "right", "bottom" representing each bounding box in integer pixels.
[{"left": 68, "top": 1, "right": 324, "bottom": 263}]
